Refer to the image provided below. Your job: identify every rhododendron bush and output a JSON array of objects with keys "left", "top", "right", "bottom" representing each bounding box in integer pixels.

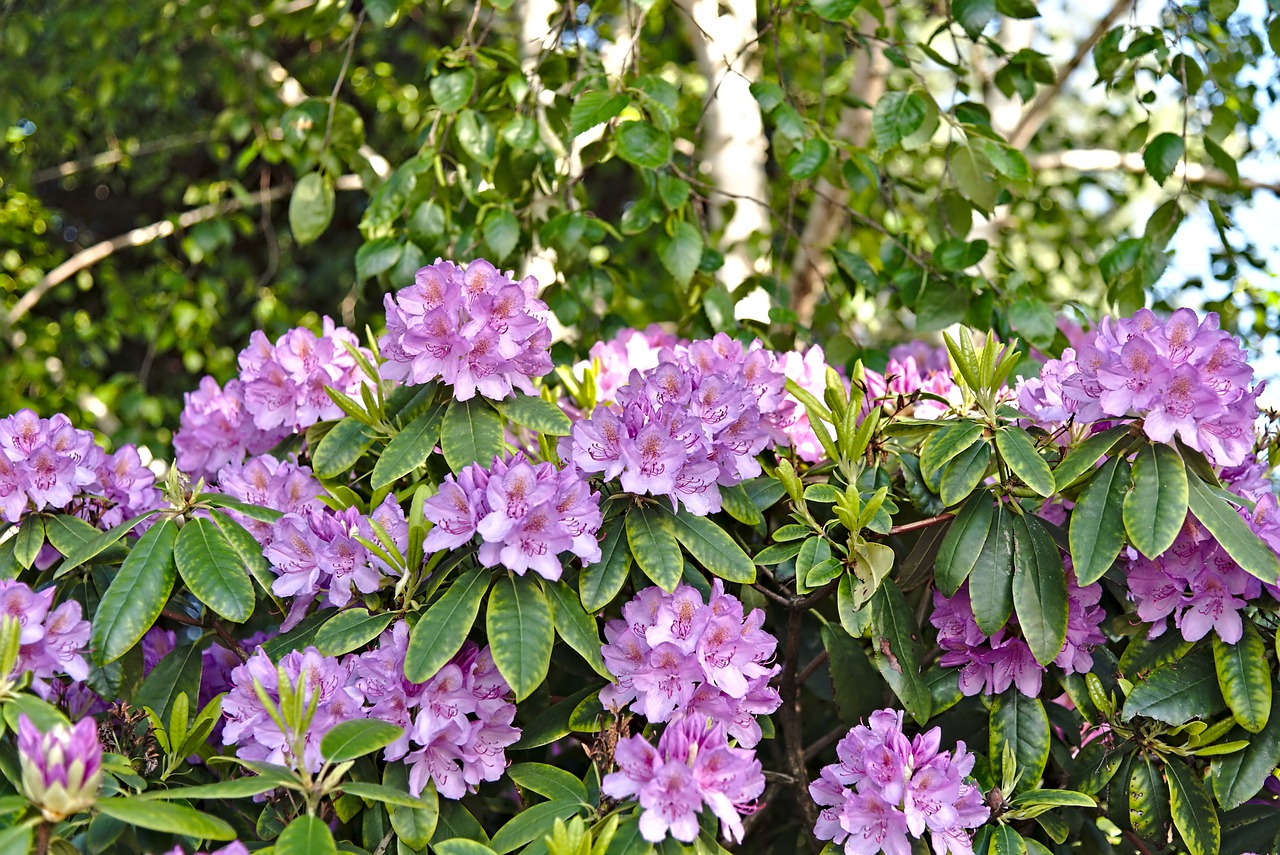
[{"left": 3, "top": 258, "right": 1280, "bottom": 855}]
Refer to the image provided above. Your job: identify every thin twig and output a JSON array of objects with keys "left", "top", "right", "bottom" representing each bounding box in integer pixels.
[{"left": 320, "top": 10, "right": 365, "bottom": 160}]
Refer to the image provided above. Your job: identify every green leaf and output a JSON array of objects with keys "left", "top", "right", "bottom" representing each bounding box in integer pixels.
[
  {"left": 995, "top": 0, "right": 1039, "bottom": 17},
  {"left": 489, "top": 800, "right": 582, "bottom": 854},
  {"left": 615, "top": 121, "right": 672, "bottom": 169},
  {"left": 1204, "top": 137, "right": 1239, "bottom": 187},
  {"left": 809, "top": 0, "right": 859, "bottom": 21},
  {"left": 487, "top": 575, "right": 554, "bottom": 701},
  {"left": 1144, "top": 132, "right": 1186, "bottom": 184},
  {"left": 135, "top": 641, "right": 203, "bottom": 725},
  {"left": 869, "top": 580, "right": 932, "bottom": 724},
  {"left": 174, "top": 517, "right": 253, "bottom": 623},
  {"left": 1069, "top": 455, "right": 1132, "bottom": 584},
  {"left": 312, "top": 418, "right": 378, "bottom": 479},
  {"left": 871, "top": 91, "right": 928, "bottom": 150},
  {"left": 939, "top": 440, "right": 992, "bottom": 507},
  {"left": 1214, "top": 622, "right": 1271, "bottom": 733},
  {"left": 954, "top": 0, "right": 996, "bottom": 38},
  {"left": 386, "top": 764, "right": 440, "bottom": 848},
  {"left": 657, "top": 174, "right": 692, "bottom": 211},
  {"left": 441, "top": 397, "right": 504, "bottom": 474},
  {"left": 315, "top": 608, "right": 396, "bottom": 657},
  {"left": 512, "top": 685, "right": 597, "bottom": 750},
  {"left": 430, "top": 67, "right": 476, "bottom": 113},
  {"left": 1125, "top": 647, "right": 1226, "bottom": 724},
  {"left": 339, "top": 781, "right": 436, "bottom": 809},
  {"left": 720, "top": 483, "right": 764, "bottom": 526},
  {"left": 935, "top": 492, "right": 995, "bottom": 596},
  {"left": 570, "top": 91, "right": 629, "bottom": 136},
  {"left": 14, "top": 516, "right": 43, "bottom": 569},
  {"left": 371, "top": 404, "right": 446, "bottom": 489},
  {"left": 456, "top": 109, "right": 496, "bottom": 164},
  {"left": 483, "top": 209, "right": 520, "bottom": 262},
  {"left": 405, "top": 568, "right": 491, "bottom": 682},
  {"left": 55, "top": 510, "right": 159, "bottom": 576},
  {"left": 493, "top": 394, "right": 572, "bottom": 437},
  {"left": 659, "top": 220, "right": 703, "bottom": 287},
  {"left": 91, "top": 518, "right": 177, "bottom": 665},
  {"left": 991, "top": 825, "right": 1027, "bottom": 855},
  {"left": 1124, "top": 443, "right": 1188, "bottom": 559},
  {"left": 436, "top": 840, "right": 498, "bottom": 855},
  {"left": 991, "top": 690, "right": 1051, "bottom": 791},
  {"left": 1129, "top": 754, "right": 1171, "bottom": 841},
  {"left": 545, "top": 580, "right": 610, "bottom": 679},
  {"left": 785, "top": 138, "right": 830, "bottom": 179},
  {"left": 921, "top": 421, "right": 984, "bottom": 479},
  {"left": 289, "top": 172, "right": 334, "bottom": 245},
  {"left": 1211, "top": 682, "right": 1280, "bottom": 809},
  {"left": 95, "top": 798, "right": 235, "bottom": 841},
  {"left": 276, "top": 814, "right": 337, "bottom": 855},
  {"left": 1187, "top": 474, "right": 1280, "bottom": 583},
  {"left": 821, "top": 623, "right": 884, "bottom": 725},
  {"left": 969, "top": 501, "right": 1015, "bottom": 635},
  {"left": 355, "top": 237, "right": 403, "bottom": 280},
  {"left": 580, "top": 516, "right": 631, "bottom": 612},
  {"left": 627, "top": 505, "right": 683, "bottom": 592},
  {"left": 137, "top": 777, "right": 280, "bottom": 800},
  {"left": 666, "top": 508, "right": 754, "bottom": 584},
  {"left": 1008, "top": 298, "right": 1058, "bottom": 350},
  {"left": 508, "top": 763, "right": 589, "bottom": 804},
  {"left": 975, "top": 138, "right": 1031, "bottom": 180},
  {"left": 996, "top": 427, "right": 1054, "bottom": 497},
  {"left": 1054, "top": 425, "right": 1128, "bottom": 492},
  {"left": 321, "top": 718, "right": 404, "bottom": 762},
  {"left": 1012, "top": 514, "right": 1069, "bottom": 667},
  {"left": 1166, "top": 759, "right": 1220, "bottom": 855}
]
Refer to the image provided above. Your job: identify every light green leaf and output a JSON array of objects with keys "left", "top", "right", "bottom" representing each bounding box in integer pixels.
[
  {"left": 954, "top": 0, "right": 996, "bottom": 38},
  {"left": 95, "top": 798, "right": 235, "bottom": 841},
  {"left": 1166, "top": 759, "right": 1220, "bottom": 855},
  {"left": 1214, "top": 622, "right": 1271, "bottom": 733},
  {"left": 809, "top": 0, "right": 859, "bottom": 21},
  {"left": 314, "top": 608, "right": 396, "bottom": 657},
  {"left": 1187, "top": 474, "right": 1280, "bottom": 583},
  {"left": 276, "top": 814, "right": 337, "bottom": 855},
  {"left": 996, "top": 427, "right": 1054, "bottom": 497},
  {"left": 615, "top": 121, "right": 671, "bottom": 169},
  {"left": 507, "top": 763, "right": 589, "bottom": 804},
  {"left": 371, "top": 403, "right": 446, "bottom": 490},
  {"left": 355, "top": 237, "right": 403, "bottom": 280},
  {"left": 489, "top": 800, "right": 582, "bottom": 854},
  {"left": 493, "top": 394, "right": 572, "bottom": 437},
  {"left": 289, "top": 172, "right": 334, "bottom": 245},
  {"left": 659, "top": 220, "right": 703, "bottom": 286},
  {"left": 320, "top": 718, "right": 404, "bottom": 762},
  {"left": 312, "top": 418, "right": 378, "bottom": 479},
  {"left": 570, "top": 92, "right": 629, "bottom": 136},
  {"left": 483, "top": 209, "right": 520, "bottom": 262},
  {"left": 386, "top": 764, "right": 439, "bottom": 848},
  {"left": 871, "top": 91, "right": 928, "bottom": 150},
  {"left": 174, "top": 517, "right": 253, "bottom": 623},
  {"left": 430, "top": 68, "right": 476, "bottom": 113}
]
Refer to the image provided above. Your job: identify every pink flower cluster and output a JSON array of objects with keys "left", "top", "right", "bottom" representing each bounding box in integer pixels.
[
  {"left": 602, "top": 715, "right": 765, "bottom": 844},
  {"left": 779, "top": 345, "right": 836, "bottom": 463},
  {"left": 222, "top": 624, "right": 519, "bottom": 799},
  {"left": 379, "top": 259, "right": 553, "bottom": 401},
  {"left": 865, "top": 347, "right": 962, "bottom": 421},
  {"left": 600, "top": 582, "right": 781, "bottom": 748},
  {"left": 929, "top": 571, "right": 1105, "bottom": 698},
  {"left": 214, "top": 454, "right": 324, "bottom": 545},
  {"left": 0, "top": 409, "right": 160, "bottom": 526},
  {"left": 174, "top": 320, "right": 372, "bottom": 479},
  {"left": 564, "top": 334, "right": 789, "bottom": 515},
  {"left": 264, "top": 495, "right": 408, "bottom": 628},
  {"left": 580, "top": 325, "right": 678, "bottom": 404},
  {"left": 810, "top": 709, "right": 988, "bottom": 855},
  {"left": 1017, "top": 309, "right": 1261, "bottom": 466},
  {"left": 0, "top": 579, "right": 92, "bottom": 699},
  {"left": 421, "top": 453, "right": 602, "bottom": 581}
]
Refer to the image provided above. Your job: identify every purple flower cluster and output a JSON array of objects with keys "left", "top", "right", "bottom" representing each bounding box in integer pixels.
[
  {"left": 864, "top": 348, "right": 962, "bottom": 421},
  {"left": 602, "top": 715, "right": 765, "bottom": 844},
  {"left": 810, "top": 709, "right": 988, "bottom": 855},
  {"left": 379, "top": 259, "right": 553, "bottom": 401},
  {"left": 174, "top": 320, "right": 372, "bottom": 479},
  {"left": 930, "top": 570, "right": 1105, "bottom": 698},
  {"left": 564, "top": 334, "right": 789, "bottom": 515},
  {"left": 1016, "top": 309, "right": 1262, "bottom": 466},
  {"left": 600, "top": 582, "right": 781, "bottom": 748},
  {"left": 265, "top": 495, "right": 408, "bottom": 628},
  {"left": 215, "top": 454, "right": 324, "bottom": 545},
  {"left": 351, "top": 623, "right": 520, "bottom": 799},
  {"left": 421, "top": 453, "right": 602, "bottom": 581},
  {"left": 0, "top": 409, "right": 160, "bottom": 525},
  {"left": 0, "top": 580, "right": 92, "bottom": 699},
  {"left": 779, "top": 345, "right": 835, "bottom": 463},
  {"left": 222, "top": 624, "right": 519, "bottom": 798},
  {"left": 17, "top": 714, "right": 102, "bottom": 822}
]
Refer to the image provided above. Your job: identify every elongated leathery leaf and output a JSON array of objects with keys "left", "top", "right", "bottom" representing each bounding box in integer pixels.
[
  {"left": 174, "top": 517, "right": 254, "bottom": 623},
  {"left": 935, "top": 491, "right": 995, "bottom": 596},
  {"left": 1070, "top": 456, "right": 1131, "bottom": 585},
  {"left": 1012, "top": 514, "right": 1069, "bottom": 667},
  {"left": 487, "top": 574, "right": 554, "bottom": 701},
  {"left": 1124, "top": 442, "right": 1188, "bottom": 560},
  {"left": 91, "top": 518, "right": 178, "bottom": 665},
  {"left": 969, "top": 501, "right": 1015, "bottom": 635},
  {"left": 405, "top": 568, "right": 490, "bottom": 682},
  {"left": 1214, "top": 622, "right": 1272, "bottom": 733},
  {"left": 626, "top": 505, "right": 682, "bottom": 592}
]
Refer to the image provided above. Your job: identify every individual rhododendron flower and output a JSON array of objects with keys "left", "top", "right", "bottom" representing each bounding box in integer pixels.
[
  {"left": 222, "top": 646, "right": 367, "bottom": 774},
  {"left": 354, "top": 627, "right": 520, "bottom": 799},
  {"left": 1016, "top": 309, "right": 1263, "bottom": 466},
  {"left": 602, "top": 715, "right": 765, "bottom": 844},
  {"left": 810, "top": 709, "right": 988, "bottom": 855},
  {"left": 0, "top": 579, "right": 92, "bottom": 698},
  {"left": 215, "top": 454, "right": 325, "bottom": 545},
  {"left": 174, "top": 377, "right": 285, "bottom": 480},
  {"left": 96, "top": 444, "right": 163, "bottom": 528},
  {"left": 600, "top": 582, "right": 781, "bottom": 747},
  {"left": 1127, "top": 519, "right": 1264, "bottom": 644},
  {"left": 17, "top": 714, "right": 102, "bottom": 821},
  {"left": 379, "top": 258, "right": 554, "bottom": 401},
  {"left": 421, "top": 453, "right": 602, "bottom": 580},
  {"left": 930, "top": 570, "right": 1105, "bottom": 698},
  {"left": 564, "top": 334, "right": 788, "bottom": 515},
  {"left": 264, "top": 495, "right": 408, "bottom": 628}
]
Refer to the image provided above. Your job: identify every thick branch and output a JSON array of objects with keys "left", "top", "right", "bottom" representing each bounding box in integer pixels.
[
  {"left": 1006, "top": 0, "right": 1131, "bottom": 149},
  {"left": 3, "top": 175, "right": 363, "bottom": 332},
  {"left": 1032, "top": 148, "right": 1280, "bottom": 193}
]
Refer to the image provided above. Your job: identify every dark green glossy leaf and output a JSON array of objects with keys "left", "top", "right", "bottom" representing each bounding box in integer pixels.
[
  {"left": 1213, "top": 622, "right": 1271, "bottom": 733},
  {"left": 627, "top": 505, "right": 682, "bottom": 592},
  {"left": 658, "top": 220, "right": 702, "bottom": 287},
  {"left": 545, "top": 579, "right": 610, "bottom": 678},
  {"left": 954, "top": 0, "right": 996, "bottom": 37},
  {"left": 315, "top": 608, "right": 396, "bottom": 657},
  {"left": 487, "top": 574, "right": 554, "bottom": 701},
  {"left": 580, "top": 516, "right": 630, "bottom": 612},
  {"left": 441, "top": 397, "right": 504, "bottom": 474},
  {"left": 1187, "top": 474, "right": 1280, "bottom": 583},
  {"left": 320, "top": 718, "right": 404, "bottom": 762},
  {"left": 312, "top": 418, "right": 378, "bottom": 479},
  {"left": 939, "top": 439, "right": 992, "bottom": 507},
  {"left": 615, "top": 121, "right": 671, "bottom": 169},
  {"left": 1144, "top": 132, "right": 1186, "bottom": 184},
  {"left": 1124, "top": 442, "right": 1188, "bottom": 560},
  {"left": 276, "top": 814, "right": 337, "bottom": 855},
  {"left": 174, "top": 517, "right": 253, "bottom": 623},
  {"left": 991, "top": 690, "right": 1050, "bottom": 791},
  {"left": 869, "top": 580, "right": 932, "bottom": 724},
  {"left": 871, "top": 91, "right": 928, "bottom": 149},
  {"left": 1129, "top": 754, "right": 1171, "bottom": 842},
  {"left": 969, "top": 501, "right": 1015, "bottom": 635},
  {"left": 489, "top": 800, "right": 582, "bottom": 854},
  {"left": 370, "top": 404, "right": 446, "bottom": 489},
  {"left": 1166, "top": 758, "right": 1220, "bottom": 855},
  {"left": 91, "top": 518, "right": 177, "bottom": 665},
  {"left": 935, "top": 491, "right": 995, "bottom": 596},
  {"left": 1069, "top": 455, "right": 1131, "bottom": 584},
  {"left": 404, "top": 568, "right": 491, "bottom": 682},
  {"left": 666, "top": 507, "right": 754, "bottom": 583},
  {"left": 570, "top": 91, "right": 629, "bottom": 136},
  {"left": 1054, "top": 426, "right": 1129, "bottom": 492},
  {"left": 1125, "top": 647, "right": 1226, "bottom": 724},
  {"left": 996, "top": 426, "right": 1054, "bottom": 497},
  {"left": 135, "top": 641, "right": 202, "bottom": 725},
  {"left": 1012, "top": 514, "right": 1068, "bottom": 667},
  {"left": 1211, "top": 682, "right": 1280, "bottom": 809}
]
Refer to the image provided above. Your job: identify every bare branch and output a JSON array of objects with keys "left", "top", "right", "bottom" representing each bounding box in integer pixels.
[
  {"left": 1032, "top": 148, "right": 1280, "bottom": 193},
  {"left": 1006, "top": 0, "right": 1131, "bottom": 149},
  {"left": 3, "top": 175, "right": 364, "bottom": 333},
  {"left": 31, "top": 132, "right": 213, "bottom": 185}
]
